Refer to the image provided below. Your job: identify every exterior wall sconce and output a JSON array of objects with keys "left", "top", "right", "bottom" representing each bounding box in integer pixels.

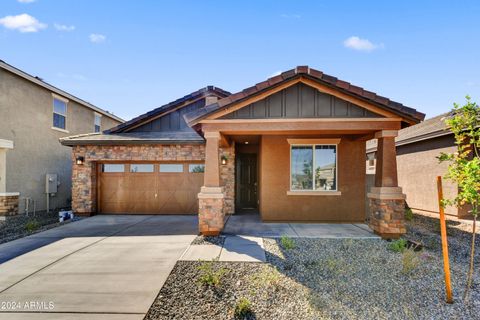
[
  {"left": 221, "top": 156, "right": 228, "bottom": 165},
  {"left": 76, "top": 156, "right": 85, "bottom": 165}
]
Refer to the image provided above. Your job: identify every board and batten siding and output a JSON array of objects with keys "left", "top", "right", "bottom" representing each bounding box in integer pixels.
[
  {"left": 220, "top": 83, "right": 382, "bottom": 119},
  {"left": 130, "top": 99, "right": 205, "bottom": 132}
]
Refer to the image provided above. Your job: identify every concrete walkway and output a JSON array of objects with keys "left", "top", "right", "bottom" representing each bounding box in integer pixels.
[
  {"left": 180, "top": 235, "right": 266, "bottom": 262},
  {"left": 0, "top": 215, "right": 198, "bottom": 320},
  {"left": 222, "top": 214, "right": 378, "bottom": 238},
  {"left": 180, "top": 215, "right": 378, "bottom": 262}
]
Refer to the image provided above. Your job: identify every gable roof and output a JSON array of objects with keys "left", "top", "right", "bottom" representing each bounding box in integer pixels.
[
  {"left": 184, "top": 66, "right": 425, "bottom": 126},
  {"left": 106, "top": 86, "right": 230, "bottom": 133},
  {"left": 0, "top": 59, "right": 124, "bottom": 123},
  {"left": 366, "top": 112, "right": 450, "bottom": 152}
]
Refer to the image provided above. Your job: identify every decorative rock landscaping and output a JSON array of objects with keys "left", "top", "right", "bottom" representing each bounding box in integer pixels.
[
  {"left": 0, "top": 211, "right": 79, "bottom": 244},
  {"left": 145, "top": 213, "right": 479, "bottom": 319}
]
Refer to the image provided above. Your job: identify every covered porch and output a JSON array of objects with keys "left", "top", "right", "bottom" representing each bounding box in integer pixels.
[{"left": 196, "top": 118, "right": 405, "bottom": 239}]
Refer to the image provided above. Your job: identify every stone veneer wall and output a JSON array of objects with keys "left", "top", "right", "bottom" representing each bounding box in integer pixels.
[
  {"left": 368, "top": 198, "right": 406, "bottom": 238},
  {"left": 72, "top": 144, "right": 236, "bottom": 215},
  {"left": 0, "top": 194, "right": 19, "bottom": 219},
  {"left": 220, "top": 144, "right": 235, "bottom": 214}
]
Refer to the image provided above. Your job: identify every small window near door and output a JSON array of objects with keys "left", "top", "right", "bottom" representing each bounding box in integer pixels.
[
  {"left": 159, "top": 164, "right": 184, "bottom": 172},
  {"left": 102, "top": 164, "right": 125, "bottom": 172},
  {"left": 53, "top": 97, "right": 67, "bottom": 130},
  {"left": 188, "top": 164, "right": 205, "bottom": 173},
  {"left": 130, "top": 164, "right": 154, "bottom": 173},
  {"left": 94, "top": 113, "right": 102, "bottom": 132}
]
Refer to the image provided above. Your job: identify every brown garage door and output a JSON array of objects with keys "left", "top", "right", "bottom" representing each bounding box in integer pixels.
[{"left": 98, "top": 162, "right": 204, "bottom": 214}]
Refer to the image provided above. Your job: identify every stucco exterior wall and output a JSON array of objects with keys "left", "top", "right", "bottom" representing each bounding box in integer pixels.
[
  {"left": 396, "top": 135, "right": 462, "bottom": 216},
  {"left": 259, "top": 135, "right": 366, "bottom": 222},
  {"left": 0, "top": 68, "right": 121, "bottom": 212}
]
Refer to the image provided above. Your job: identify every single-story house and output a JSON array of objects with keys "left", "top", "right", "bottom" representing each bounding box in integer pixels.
[
  {"left": 61, "top": 66, "right": 425, "bottom": 238},
  {"left": 366, "top": 112, "right": 470, "bottom": 218}
]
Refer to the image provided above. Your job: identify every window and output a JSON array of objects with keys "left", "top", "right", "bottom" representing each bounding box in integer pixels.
[
  {"left": 130, "top": 164, "right": 154, "bottom": 173},
  {"left": 189, "top": 164, "right": 205, "bottom": 173},
  {"left": 291, "top": 145, "right": 337, "bottom": 191},
  {"left": 53, "top": 97, "right": 67, "bottom": 130},
  {"left": 94, "top": 113, "right": 102, "bottom": 133},
  {"left": 102, "top": 164, "right": 125, "bottom": 172},
  {"left": 159, "top": 164, "right": 184, "bottom": 172}
]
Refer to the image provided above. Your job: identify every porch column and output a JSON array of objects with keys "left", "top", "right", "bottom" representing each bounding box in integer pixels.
[
  {"left": 0, "top": 139, "right": 19, "bottom": 221},
  {"left": 198, "top": 131, "right": 225, "bottom": 235},
  {"left": 367, "top": 130, "right": 406, "bottom": 239}
]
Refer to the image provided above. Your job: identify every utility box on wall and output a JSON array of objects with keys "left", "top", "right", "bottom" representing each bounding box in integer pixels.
[{"left": 46, "top": 173, "right": 58, "bottom": 194}]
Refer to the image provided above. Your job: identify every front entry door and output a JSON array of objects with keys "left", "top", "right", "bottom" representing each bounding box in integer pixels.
[{"left": 236, "top": 154, "right": 258, "bottom": 210}]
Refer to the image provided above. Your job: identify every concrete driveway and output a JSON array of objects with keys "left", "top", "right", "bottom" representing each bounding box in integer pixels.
[{"left": 0, "top": 215, "right": 198, "bottom": 320}]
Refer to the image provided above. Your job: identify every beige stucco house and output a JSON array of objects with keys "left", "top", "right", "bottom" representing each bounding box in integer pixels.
[
  {"left": 62, "top": 66, "right": 425, "bottom": 238},
  {"left": 0, "top": 60, "right": 123, "bottom": 218}
]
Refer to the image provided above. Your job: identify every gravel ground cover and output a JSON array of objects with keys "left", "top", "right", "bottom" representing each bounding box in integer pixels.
[
  {"left": 191, "top": 235, "right": 226, "bottom": 246},
  {"left": 146, "top": 214, "right": 479, "bottom": 320},
  {"left": 0, "top": 211, "right": 79, "bottom": 244}
]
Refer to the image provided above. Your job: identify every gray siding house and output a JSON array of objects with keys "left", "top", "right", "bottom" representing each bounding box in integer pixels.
[{"left": 0, "top": 60, "right": 123, "bottom": 216}]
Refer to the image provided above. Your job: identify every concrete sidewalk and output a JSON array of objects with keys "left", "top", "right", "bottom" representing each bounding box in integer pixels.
[
  {"left": 222, "top": 214, "right": 379, "bottom": 238},
  {"left": 0, "top": 215, "right": 198, "bottom": 320},
  {"left": 180, "top": 235, "right": 266, "bottom": 262}
]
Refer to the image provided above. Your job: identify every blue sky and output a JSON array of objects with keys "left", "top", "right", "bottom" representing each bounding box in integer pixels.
[{"left": 1, "top": 1, "right": 479, "bottom": 120}]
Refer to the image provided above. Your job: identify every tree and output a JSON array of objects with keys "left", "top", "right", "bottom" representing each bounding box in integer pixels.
[{"left": 438, "top": 96, "right": 480, "bottom": 301}]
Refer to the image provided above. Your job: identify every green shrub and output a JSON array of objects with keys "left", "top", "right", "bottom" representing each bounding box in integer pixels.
[
  {"left": 405, "top": 208, "right": 414, "bottom": 221},
  {"left": 280, "top": 235, "right": 295, "bottom": 250},
  {"left": 197, "top": 259, "right": 228, "bottom": 287},
  {"left": 234, "top": 297, "right": 253, "bottom": 319},
  {"left": 387, "top": 238, "right": 408, "bottom": 253},
  {"left": 25, "top": 220, "right": 39, "bottom": 232},
  {"left": 401, "top": 248, "right": 420, "bottom": 275}
]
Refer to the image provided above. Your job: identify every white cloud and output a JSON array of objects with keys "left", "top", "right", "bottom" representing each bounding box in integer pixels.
[
  {"left": 280, "top": 14, "right": 301, "bottom": 19},
  {"left": 17, "top": 0, "right": 36, "bottom": 3},
  {"left": 343, "top": 36, "right": 383, "bottom": 52},
  {"left": 54, "top": 23, "right": 75, "bottom": 32},
  {"left": 0, "top": 13, "right": 47, "bottom": 32},
  {"left": 89, "top": 33, "right": 106, "bottom": 43}
]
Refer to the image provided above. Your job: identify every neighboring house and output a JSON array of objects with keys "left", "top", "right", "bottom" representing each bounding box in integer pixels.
[
  {"left": 366, "top": 113, "right": 469, "bottom": 218},
  {"left": 61, "top": 66, "right": 424, "bottom": 238},
  {"left": 0, "top": 60, "right": 123, "bottom": 218}
]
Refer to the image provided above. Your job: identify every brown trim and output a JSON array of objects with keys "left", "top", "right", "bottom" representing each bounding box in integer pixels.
[
  {"left": 201, "top": 117, "right": 403, "bottom": 124},
  {"left": 287, "top": 138, "right": 341, "bottom": 145},
  {"left": 202, "top": 119, "right": 402, "bottom": 134}
]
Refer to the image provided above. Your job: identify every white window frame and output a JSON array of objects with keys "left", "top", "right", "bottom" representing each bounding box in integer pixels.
[
  {"left": 94, "top": 112, "right": 102, "bottom": 133},
  {"left": 51, "top": 94, "right": 69, "bottom": 132},
  {"left": 287, "top": 139, "right": 341, "bottom": 196}
]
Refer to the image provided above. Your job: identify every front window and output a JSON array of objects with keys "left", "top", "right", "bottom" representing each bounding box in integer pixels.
[
  {"left": 53, "top": 97, "right": 67, "bottom": 129},
  {"left": 291, "top": 145, "right": 337, "bottom": 191},
  {"left": 94, "top": 113, "right": 102, "bottom": 132}
]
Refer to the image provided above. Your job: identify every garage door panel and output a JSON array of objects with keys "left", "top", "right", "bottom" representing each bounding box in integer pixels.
[{"left": 99, "top": 162, "right": 203, "bottom": 214}]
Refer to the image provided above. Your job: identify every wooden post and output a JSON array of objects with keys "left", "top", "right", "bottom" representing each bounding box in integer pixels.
[{"left": 437, "top": 176, "right": 453, "bottom": 304}]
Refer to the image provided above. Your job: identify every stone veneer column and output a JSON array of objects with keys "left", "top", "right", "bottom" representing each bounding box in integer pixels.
[
  {"left": 0, "top": 139, "right": 19, "bottom": 221},
  {"left": 198, "top": 132, "right": 226, "bottom": 235},
  {"left": 368, "top": 130, "right": 406, "bottom": 239}
]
